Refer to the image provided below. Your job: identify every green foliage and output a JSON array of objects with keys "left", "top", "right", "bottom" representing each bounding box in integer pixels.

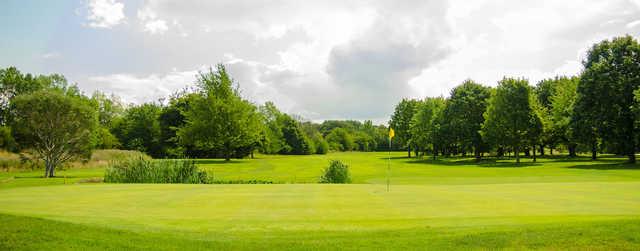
[
  {"left": 574, "top": 35, "right": 640, "bottom": 162},
  {"left": 411, "top": 97, "right": 446, "bottom": 157},
  {"left": 279, "top": 115, "right": 313, "bottom": 154},
  {"left": 0, "top": 126, "right": 16, "bottom": 151},
  {"left": 390, "top": 99, "right": 419, "bottom": 154},
  {"left": 440, "top": 80, "right": 491, "bottom": 158},
  {"left": 177, "top": 64, "right": 262, "bottom": 160},
  {"left": 326, "top": 128, "right": 355, "bottom": 151},
  {"left": 319, "top": 159, "right": 351, "bottom": 183},
  {"left": 112, "top": 103, "right": 163, "bottom": 157},
  {"left": 104, "top": 158, "right": 207, "bottom": 184},
  {"left": 481, "top": 77, "right": 541, "bottom": 162},
  {"left": 311, "top": 132, "right": 329, "bottom": 154},
  {"left": 11, "top": 89, "right": 98, "bottom": 177},
  {"left": 258, "top": 102, "right": 287, "bottom": 154},
  {"left": 90, "top": 91, "right": 123, "bottom": 149}
]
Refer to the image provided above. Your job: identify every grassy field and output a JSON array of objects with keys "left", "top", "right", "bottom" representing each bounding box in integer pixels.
[{"left": 1, "top": 152, "right": 640, "bottom": 250}]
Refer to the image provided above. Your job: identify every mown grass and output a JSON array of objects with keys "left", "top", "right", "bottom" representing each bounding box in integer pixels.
[
  {"left": 0, "top": 151, "right": 639, "bottom": 250},
  {"left": 199, "top": 152, "right": 640, "bottom": 185},
  {"left": 2, "top": 213, "right": 639, "bottom": 250}
]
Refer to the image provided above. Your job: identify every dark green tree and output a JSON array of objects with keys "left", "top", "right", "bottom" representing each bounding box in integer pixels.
[
  {"left": 390, "top": 98, "right": 419, "bottom": 157},
  {"left": 574, "top": 35, "right": 640, "bottom": 163},
  {"left": 441, "top": 80, "right": 491, "bottom": 160},
  {"left": 481, "top": 77, "right": 541, "bottom": 163},
  {"left": 112, "top": 103, "right": 163, "bottom": 157}
]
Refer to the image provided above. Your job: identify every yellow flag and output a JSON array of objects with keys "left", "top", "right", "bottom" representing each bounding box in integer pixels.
[{"left": 389, "top": 128, "right": 395, "bottom": 139}]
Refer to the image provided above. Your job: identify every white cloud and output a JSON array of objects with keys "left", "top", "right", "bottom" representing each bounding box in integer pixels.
[
  {"left": 87, "top": 69, "right": 199, "bottom": 104},
  {"left": 86, "top": 0, "right": 125, "bottom": 28},
  {"left": 137, "top": 7, "right": 169, "bottom": 34},
  {"left": 144, "top": 19, "right": 168, "bottom": 34},
  {"left": 627, "top": 20, "right": 640, "bottom": 28}
]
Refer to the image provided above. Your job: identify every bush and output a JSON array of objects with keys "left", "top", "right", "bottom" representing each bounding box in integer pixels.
[
  {"left": 315, "top": 139, "right": 329, "bottom": 154},
  {"left": 104, "top": 158, "right": 207, "bottom": 184},
  {"left": 320, "top": 160, "right": 351, "bottom": 183}
]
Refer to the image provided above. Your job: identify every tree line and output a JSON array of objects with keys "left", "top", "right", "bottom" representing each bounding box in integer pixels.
[
  {"left": 390, "top": 35, "right": 640, "bottom": 163},
  {"left": 0, "top": 65, "right": 390, "bottom": 176},
  {"left": 1, "top": 35, "right": 638, "bottom": 177}
]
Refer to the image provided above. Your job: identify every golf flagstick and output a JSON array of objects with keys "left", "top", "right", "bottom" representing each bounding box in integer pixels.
[{"left": 387, "top": 128, "right": 394, "bottom": 192}]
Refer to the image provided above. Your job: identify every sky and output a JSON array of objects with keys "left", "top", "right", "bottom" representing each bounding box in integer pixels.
[{"left": 1, "top": 0, "right": 639, "bottom": 124}]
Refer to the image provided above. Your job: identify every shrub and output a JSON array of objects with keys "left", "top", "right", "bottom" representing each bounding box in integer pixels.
[
  {"left": 104, "top": 158, "right": 207, "bottom": 184},
  {"left": 320, "top": 160, "right": 351, "bottom": 183}
]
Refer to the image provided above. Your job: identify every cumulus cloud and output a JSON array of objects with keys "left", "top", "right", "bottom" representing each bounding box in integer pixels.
[
  {"left": 627, "top": 20, "right": 640, "bottom": 28},
  {"left": 137, "top": 7, "right": 169, "bottom": 34},
  {"left": 86, "top": 0, "right": 125, "bottom": 28},
  {"left": 87, "top": 69, "right": 198, "bottom": 104},
  {"left": 68, "top": 0, "right": 640, "bottom": 123}
]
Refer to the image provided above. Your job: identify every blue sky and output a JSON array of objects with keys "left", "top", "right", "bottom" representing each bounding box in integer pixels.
[{"left": 2, "top": 0, "right": 640, "bottom": 123}]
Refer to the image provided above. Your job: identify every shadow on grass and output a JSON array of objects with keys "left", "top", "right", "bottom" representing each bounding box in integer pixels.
[
  {"left": 566, "top": 163, "right": 640, "bottom": 170},
  {"left": 192, "top": 159, "right": 248, "bottom": 165},
  {"left": 405, "top": 158, "right": 542, "bottom": 168}
]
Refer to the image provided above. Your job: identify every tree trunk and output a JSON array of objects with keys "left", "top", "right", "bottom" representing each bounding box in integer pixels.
[
  {"left": 433, "top": 145, "right": 438, "bottom": 160},
  {"left": 550, "top": 147, "right": 553, "bottom": 155},
  {"left": 629, "top": 153, "right": 636, "bottom": 164},
  {"left": 474, "top": 146, "right": 481, "bottom": 162},
  {"left": 250, "top": 150, "right": 254, "bottom": 159},
  {"left": 49, "top": 165, "right": 55, "bottom": 177},
  {"left": 497, "top": 147, "right": 504, "bottom": 158},
  {"left": 44, "top": 160, "right": 50, "bottom": 178},
  {"left": 524, "top": 147, "right": 530, "bottom": 157},
  {"left": 568, "top": 144, "right": 577, "bottom": 157},
  {"left": 515, "top": 146, "right": 520, "bottom": 163},
  {"left": 407, "top": 146, "right": 411, "bottom": 158},
  {"left": 591, "top": 141, "right": 597, "bottom": 160},
  {"left": 532, "top": 145, "right": 537, "bottom": 162},
  {"left": 539, "top": 144, "right": 544, "bottom": 156}
]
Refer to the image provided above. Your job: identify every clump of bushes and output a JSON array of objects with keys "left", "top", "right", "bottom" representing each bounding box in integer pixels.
[
  {"left": 104, "top": 158, "right": 208, "bottom": 184},
  {"left": 320, "top": 160, "right": 351, "bottom": 183}
]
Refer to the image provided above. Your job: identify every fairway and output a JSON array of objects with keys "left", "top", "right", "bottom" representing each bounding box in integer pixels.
[{"left": 1, "top": 152, "right": 640, "bottom": 250}]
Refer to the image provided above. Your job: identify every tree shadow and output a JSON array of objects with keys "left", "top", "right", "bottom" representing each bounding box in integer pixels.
[
  {"left": 405, "top": 157, "right": 542, "bottom": 168},
  {"left": 192, "top": 159, "right": 247, "bottom": 165},
  {"left": 566, "top": 163, "right": 640, "bottom": 170}
]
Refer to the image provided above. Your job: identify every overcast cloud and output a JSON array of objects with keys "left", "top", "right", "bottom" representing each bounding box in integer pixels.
[{"left": 1, "top": 0, "right": 639, "bottom": 123}]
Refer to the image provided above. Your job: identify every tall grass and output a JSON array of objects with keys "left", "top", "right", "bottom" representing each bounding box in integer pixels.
[{"left": 104, "top": 158, "right": 208, "bottom": 184}]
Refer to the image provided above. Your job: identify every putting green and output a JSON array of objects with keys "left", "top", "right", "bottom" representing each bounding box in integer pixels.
[{"left": 1, "top": 182, "right": 638, "bottom": 234}]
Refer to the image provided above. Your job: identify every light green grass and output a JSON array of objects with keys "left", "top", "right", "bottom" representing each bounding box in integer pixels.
[
  {"left": 1, "top": 152, "right": 639, "bottom": 250},
  {"left": 200, "top": 152, "right": 640, "bottom": 184}
]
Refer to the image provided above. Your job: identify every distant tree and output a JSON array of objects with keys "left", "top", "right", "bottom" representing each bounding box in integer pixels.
[
  {"left": 326, "top": 128, "right": 355, "bottom": 151},
  {"left": 11, "top": 90, "right": 97, "bottom": 177},
  {"left": 481, "top": 77, "right": 540, "bottom": 163},
  {"left": 390, "top": 98, "right": 419, "bottom": 157},
  {"left": 549, "top": 76, "right": 579, "bottom": 157},
  {"left": 0, "top": 67, "right": 64, "bottom": 125},
  {"left": 91, "top": 91, "right": 124, "bottom": 149},
  {"left": 574, "top": 35, "right": 640, "bottom": 163},
  {"left": 311, "top": 132, "right": 329, "bottom": 154},
  {"left": 534, "top": 78, "right": 559, "bottom": 155},
  {"left": 177, "top": 64, "right": 262, "bottom": 161},
  {"left": 258, "top": 102, "right": 287, "bottom": 154},
  {"left": 280, "top": 114, "right": 313, "bottom": 155},
  {"left": 411, "top": 97, "right": 446, "bottom": 159},
  {"left": 441, "top": 80, "right": 491, "bottom": 161},
  {"left": 112, "top": 103, "right": 163, "bottom": 157}
]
